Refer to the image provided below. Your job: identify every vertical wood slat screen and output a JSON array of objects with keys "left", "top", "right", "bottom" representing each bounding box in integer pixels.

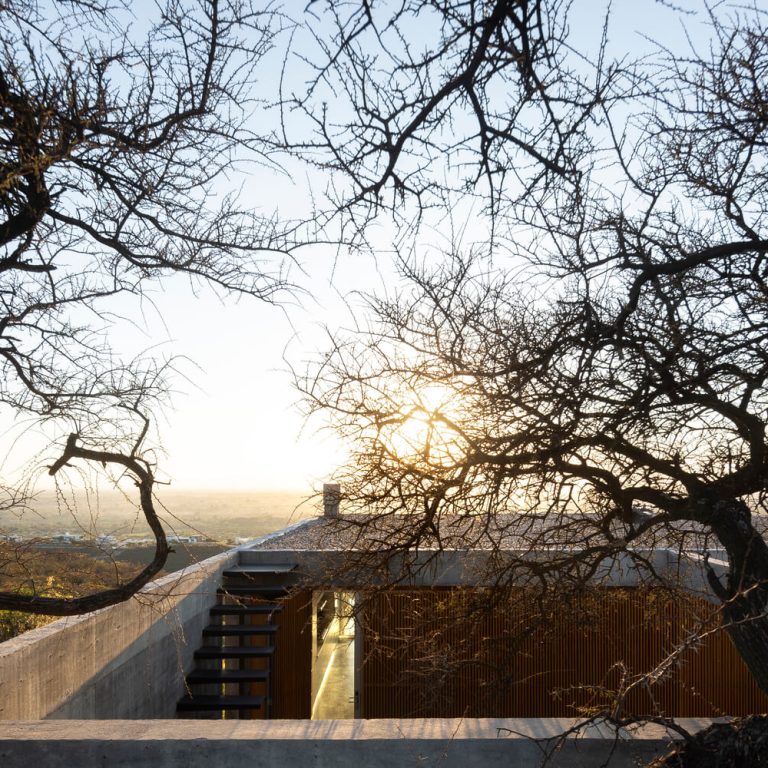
[
  {"left": 271, "top": 589, "right": 312, "bottom": 718},
  {"left": 246, "top": 589, "right": 312, "bottom": 719},
  {"left": 360, "top": 588, "right": 768, "bottom": 719}
]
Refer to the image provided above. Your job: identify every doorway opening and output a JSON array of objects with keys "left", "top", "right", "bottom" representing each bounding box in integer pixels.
[{"left": 310, "top": 591, "right": 356, "bottom": 719}]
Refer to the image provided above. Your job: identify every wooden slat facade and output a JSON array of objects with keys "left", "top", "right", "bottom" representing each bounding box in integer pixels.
[
  {"left": 245, "top": 589, "right": 312, "bottom": 719},
  {"left": 359, "top": 587, "right": 768, "bottom": 719},
  {"left": 270, "top": 589, "right": 313, "bottom": 718}
]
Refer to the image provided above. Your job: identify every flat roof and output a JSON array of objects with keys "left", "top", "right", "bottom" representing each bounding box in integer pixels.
[{"left": 247, "top": 512, "right": 762, "bottom": 553}]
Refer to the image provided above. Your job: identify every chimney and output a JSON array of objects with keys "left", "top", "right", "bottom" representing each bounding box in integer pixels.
[{"left": 323, "top": 483, "right": 341, "bottom": 518}]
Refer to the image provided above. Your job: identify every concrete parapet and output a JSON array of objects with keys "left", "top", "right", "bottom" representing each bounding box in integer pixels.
[
  {"left": 240, "top": 545, "right": 690, "bottom": 591},
  {"left": 0, "top": 548, "right": 238, "bottom": 719},
  {"left": 0, "top": 717, "right": 701, "bottom": 767}
]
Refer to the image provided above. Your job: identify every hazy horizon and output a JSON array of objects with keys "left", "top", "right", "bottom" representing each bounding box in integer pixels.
[{"left": 1, "top": 488, "right": 318, "bottom": 543}]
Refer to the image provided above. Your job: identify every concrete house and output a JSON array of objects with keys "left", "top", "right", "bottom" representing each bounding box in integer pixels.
[{"left": 0, "top": 488, "right": 760, "bottom": 766}]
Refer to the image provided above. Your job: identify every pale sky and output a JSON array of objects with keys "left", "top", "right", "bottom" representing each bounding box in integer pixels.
[{"left": 136, "top": 250, "right": 363, "bottom": 491}]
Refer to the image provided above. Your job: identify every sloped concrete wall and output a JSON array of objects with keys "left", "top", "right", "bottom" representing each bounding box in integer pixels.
[
  {"left": 0, "top": 549, "right": 238, "bottom": 719},
  {"left": 0, "top": 718, "right": 696, "bottom": 767}
]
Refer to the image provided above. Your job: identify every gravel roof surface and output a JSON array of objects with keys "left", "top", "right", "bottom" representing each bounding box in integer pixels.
[{"left": 249, "top": 512, "right": 768, "bottom": 553}]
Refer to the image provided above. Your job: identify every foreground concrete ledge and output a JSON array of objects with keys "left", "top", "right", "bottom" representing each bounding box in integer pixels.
[
  {"left": 0, "top": 717, "right": 708, "bottom": 768},
  {"left": 0, "top": 717, "right": 704, "bottom": 740}
]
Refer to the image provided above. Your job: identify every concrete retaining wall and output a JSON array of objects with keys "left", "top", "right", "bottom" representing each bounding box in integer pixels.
[
  {"left": 0, "top": 718, "right": 699, "bottom": 767},
  {"left": 242, "top": 546, "right": 687, "bottom": 588},
  {"left": 0, "top": 548, "right": 238, "bottom": 719}
]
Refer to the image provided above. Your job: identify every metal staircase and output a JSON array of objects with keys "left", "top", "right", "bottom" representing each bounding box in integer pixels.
[{"left": 177, "top": 561, "right": 298, "bottom": 718}]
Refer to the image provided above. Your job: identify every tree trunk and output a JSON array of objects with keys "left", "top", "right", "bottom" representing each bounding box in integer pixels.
[
  {"left": 651, "top": 716, "right": 768, "bottom": 767},
  {"left": 706, "top": 498, "right": 768, "bottom": 696}
]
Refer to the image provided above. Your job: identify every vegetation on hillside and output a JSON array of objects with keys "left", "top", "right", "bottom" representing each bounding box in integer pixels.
[{"left": 0, "top": 544, "right": 145, "bottom": 641}]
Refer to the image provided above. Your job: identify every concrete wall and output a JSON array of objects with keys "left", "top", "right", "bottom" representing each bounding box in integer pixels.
[
  {"left": 0, "top": 548, "right": 238, "bottom": 720},
  {"left": 0, "top": 521, "right": 727, "bottom": 725},
  {"left": 241, "top": 545, "right": 706, "bottom": 591},
  {"left": 0, "top": 717, "right": 703, "bottom": 767}
]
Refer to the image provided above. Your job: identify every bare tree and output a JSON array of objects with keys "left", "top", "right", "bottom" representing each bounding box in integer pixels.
[
  {"left": 0, "top": 0, "right": 295, "bottom": 614},
  {"left": 288, "top": 0, "right": 768, "bottom": 747}
]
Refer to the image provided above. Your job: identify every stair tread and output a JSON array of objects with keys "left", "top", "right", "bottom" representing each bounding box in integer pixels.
[
  {"left": 186, "top": 668, "right": 269, "bottom": 683},
  {"left": 177, "top": 694, "right": 266, "bottom": 712},
  {"left": 210, "top": 604, "right": 282, "bottom": 615},
  {"left": 218, "top": 585, "right": 290, "bottom": 595},
  {"left": 194, "top": 645, "right": 275, "bottom": 659},
  {"left": 203, "top": 624, "right": 278, "bottom": 636},
  {"left": 225, "top": 564, "right": 297, "bottom": 574}
]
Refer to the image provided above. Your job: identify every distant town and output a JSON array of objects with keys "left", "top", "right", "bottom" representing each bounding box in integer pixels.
[
  {"left": 0, "top": 489, "right": 313, "bottom": 548},
  {"left": 1, "top": 532, "right": 215, "bottom": 548}
]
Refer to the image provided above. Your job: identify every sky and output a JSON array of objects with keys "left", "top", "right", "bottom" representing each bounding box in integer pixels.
[
  {"left": 140, "top": 0, "right": 703, "bottom": 492},
  {"left": 1, "top": 0, "right": 715, "bottom": 495},
  {"left": 128, "top": 249, "right": 361, "bottom": 492},
  {"left": 113, "top": 0, "right": 708, "bottom": 492}
]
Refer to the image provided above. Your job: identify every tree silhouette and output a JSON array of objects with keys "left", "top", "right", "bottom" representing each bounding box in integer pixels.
[
  {"left": 0, "top": 0, "right": 294, "bottom": 614},
  {"left": 289, "top": 0, "right": 768, "bottom": 736}
]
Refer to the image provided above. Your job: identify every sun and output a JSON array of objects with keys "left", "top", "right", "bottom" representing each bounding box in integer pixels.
[{"left": 381, "top": 382, "right": 467, "bottom": 467}]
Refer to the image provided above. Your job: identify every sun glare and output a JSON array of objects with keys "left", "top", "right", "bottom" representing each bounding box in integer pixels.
[{"left": 382, "top": 383, "right": 467, "bottom": 466}]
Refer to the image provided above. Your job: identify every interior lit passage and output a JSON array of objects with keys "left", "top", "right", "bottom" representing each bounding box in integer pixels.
[{"left": 311, "top": 591, "right": 356, "bottom": 719}]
